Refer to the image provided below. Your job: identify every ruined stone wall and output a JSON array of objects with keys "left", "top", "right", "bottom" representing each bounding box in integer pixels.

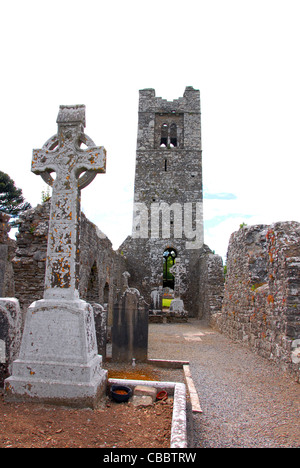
[
  {"left": 0, "top": 212, "right": 16, "bottom": 298},
  {"left": 121, "top": 237, "right": 225, "bottom": 318},
  {"left": 79, "top": 212, "right": 127, "bottom": 322},
  {"left": 120, "top": 236, "right": 197, "bottom": 311},
  {"left": 119, "top": 237, "right": 150, "bottom": 300},
  {"left": 13, "top": 204, "right": 49, "bottom": 312},
  {"left": 217, "top": 222, "right": 300, "bottom": 382},
  {"left": 189, "top": 246, "right": 224, "bottom": 321},
  {"left": 12, "top": 200, "right": 127, "bottom": 320}
]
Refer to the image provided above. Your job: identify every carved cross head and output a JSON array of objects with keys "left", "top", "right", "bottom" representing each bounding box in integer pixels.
[{"left": 32, "top": 105, "right": 106, "bottom": 191}]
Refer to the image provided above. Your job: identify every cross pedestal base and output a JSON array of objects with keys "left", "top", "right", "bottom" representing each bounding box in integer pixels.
[{"left": 4, "top": 299, "right": 107, "bottom": 408}]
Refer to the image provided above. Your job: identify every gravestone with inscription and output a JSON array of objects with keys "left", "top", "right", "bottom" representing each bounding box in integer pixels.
[{"left": 5, "top": 105, "right": 108, "bottom": 408}]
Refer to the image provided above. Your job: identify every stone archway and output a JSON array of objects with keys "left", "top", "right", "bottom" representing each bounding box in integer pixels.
[
  {"left": 163, "top": 247, "right": 177, "bottom": 290},
  {"left": 86, "top": 262, "right": 100, "bottom": 303},
  {"left": 103, "top": 282, "right": 109, "bottom": 305}
]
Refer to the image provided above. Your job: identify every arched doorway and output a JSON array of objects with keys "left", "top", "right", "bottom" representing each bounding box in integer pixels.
[
  {"left": 163, "top": 248, "right": 177, "bottom": 290},
  {"left": 103, "top": 282, "right": 109, "bottom": 304},
  {"left": 86, "top": 262, "right": 99, "bottom": 303}
]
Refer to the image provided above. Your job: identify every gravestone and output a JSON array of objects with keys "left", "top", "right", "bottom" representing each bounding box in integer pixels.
[
  {"left": 5, "top": 105, "right": 108, "bottom": 408},
  {"left": 0, "top": 309, "right": 9, "bottom": 387},
  {"left": 150, "top": 286, "right": 163, "bottom": 315},
  {"left": 91, "top": 303, "right": 108, "bottom": 361},
  {"left": 0, "top": 299, "right": 22, "bottom": 388},
  {"left": 112, "top": 288, "right": 149, "bottom": 362}
]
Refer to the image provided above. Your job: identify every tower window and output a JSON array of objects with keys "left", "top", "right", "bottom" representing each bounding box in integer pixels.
[
  {"left": 155, "top": 113, "right": 184, "bottom": 149},
  {"left": 160, "top": 123, "right": 168, "bottom": 147},
  {"left": 165, "top": 159, "right": 167, "bottom": 172},
  {"left": 170, "top": 123, "right": 177, "bottom": 147}
]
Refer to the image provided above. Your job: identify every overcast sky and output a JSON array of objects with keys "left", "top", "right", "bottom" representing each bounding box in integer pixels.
[{"left": 1, "top": 0, "right": 299, "bottom": 261}]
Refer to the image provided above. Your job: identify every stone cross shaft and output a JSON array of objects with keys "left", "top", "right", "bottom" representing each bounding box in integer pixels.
[
  {"left": 31, "top": 105, "right": 106, "bottom": 300},
  {"left": 169, "top": 258, "right": 186, "bottom": 298}
]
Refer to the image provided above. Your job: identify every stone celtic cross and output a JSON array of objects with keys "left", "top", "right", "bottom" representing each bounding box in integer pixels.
[
  {"left": 169, "top": 258, "right": 186, "bottom": 298},
  {"left": 32, "top": 105, "right": 106, "bottom": 301}
]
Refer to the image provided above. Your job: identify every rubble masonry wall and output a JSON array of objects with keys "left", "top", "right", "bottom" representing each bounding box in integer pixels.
[{"left": 217, "top": 222, "right": 300, "bottom": 382}]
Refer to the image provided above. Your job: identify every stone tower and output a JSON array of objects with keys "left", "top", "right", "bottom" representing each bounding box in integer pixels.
[
  {"left": 121, "top": 87, "right": 210, "bottom": 317},
  {"left": 134, "top": 86, "right": 203, "bottom": 228}
]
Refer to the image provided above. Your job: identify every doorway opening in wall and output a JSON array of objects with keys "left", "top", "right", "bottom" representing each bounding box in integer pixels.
[
  {"left": 163, "top": 248, "right": 177, "bottom": 308},
  {"left": 163, "top": 247, "right": 177, "bottom": 288},
  {"left": 86, "top": 262, "right": 99, "bottom": 303},
  {"left": 103, "top": 282, "right": 109, "bottom": 305}
]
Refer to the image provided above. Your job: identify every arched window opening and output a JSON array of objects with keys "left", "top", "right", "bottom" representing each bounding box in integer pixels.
[
  {"left": 160, "top": 123, "right": 168, "bottom": 147},
  {"left": 170, "top": 123, "right": 177, "bottom": 147},
  {"left": 155, "top": 113, "right": 183, "bottom": 149},
  {"left": 86, "top": 262, "right": 99, "bottom": 303},
  {"left": 163, "top": 248, "right": 177, "bottom": 290},
  {"left": 103, "top": 282, "right": 109, "bottom": 304}
]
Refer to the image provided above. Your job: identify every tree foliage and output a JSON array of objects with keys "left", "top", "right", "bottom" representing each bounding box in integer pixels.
[{"left": 0, "top": 171, "right": 31, "bottom": 221}]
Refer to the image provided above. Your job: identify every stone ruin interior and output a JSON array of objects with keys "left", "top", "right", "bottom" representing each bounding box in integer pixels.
[{"left": 0, "top": 87, "right": 299, "bottom": 402}]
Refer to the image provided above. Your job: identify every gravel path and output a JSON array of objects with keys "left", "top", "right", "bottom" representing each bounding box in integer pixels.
[{"left": 148, "top": 320, "right": 300, "bottom": 448}]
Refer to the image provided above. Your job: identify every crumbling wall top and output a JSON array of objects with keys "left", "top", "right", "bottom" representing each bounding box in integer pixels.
[{"left": 139, "top": 86, "right": 200, "bottom": 113}]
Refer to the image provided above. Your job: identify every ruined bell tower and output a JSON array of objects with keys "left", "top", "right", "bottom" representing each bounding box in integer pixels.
[
  {"left": 120, "top": 87, "right": 208, "bottom": 318},
  {"left": 134, "top": 86, "right": 203, "bottom": 242}
]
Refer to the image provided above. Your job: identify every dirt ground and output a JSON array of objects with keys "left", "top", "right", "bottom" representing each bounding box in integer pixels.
[
  {"left": 0, "top": 362, "right": 178, "bottom": 449},
  {"left": 0, "top": 355, "right": 183, "bottom": 449},
  {"left": 0, "top": 391, "right": 173, "bottom": 449}
]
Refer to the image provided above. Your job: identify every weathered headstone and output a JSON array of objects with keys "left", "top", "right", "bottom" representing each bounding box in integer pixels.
[
  {"left": 150, "top": 286, "right": 163, "bottom": 315},
  {"left": 112, "top": 288, "right": 149, "bottom": 362},
  {"left": 0, "top": 299, "right": 22, "bottom": 388},
  {"left": 5, "top": 105, "right": 108, "bottom": 408},
  {"left": 91, "top": 302, "right": 108, "bottom": 361}
]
